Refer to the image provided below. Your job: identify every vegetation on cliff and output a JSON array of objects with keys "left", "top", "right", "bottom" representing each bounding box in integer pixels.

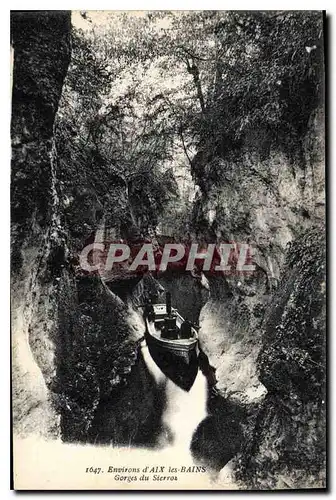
[{"left": 55, "top": 11, "right": 324, "bottom": 240}]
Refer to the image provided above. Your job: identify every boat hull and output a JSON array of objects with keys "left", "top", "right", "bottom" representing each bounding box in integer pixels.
[{"left": 144, "top": 329, "right": 198, "bottom": 391}]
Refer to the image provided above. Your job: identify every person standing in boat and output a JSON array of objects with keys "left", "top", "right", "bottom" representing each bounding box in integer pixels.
[{"left": 143, "top": 293, "right": 156, "bottom": 322}]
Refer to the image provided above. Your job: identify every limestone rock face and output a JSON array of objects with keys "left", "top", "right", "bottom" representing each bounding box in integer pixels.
[
  {"left": 190, "top": 100, "right": 325, "bottom": 485},
  {"left": 193, "top": 105, "right": 325, "bottom": 403},
  {"left": 11, "top": 11, "right": 72, "bottom": 437},
  {"left": 237, "top": 227, "right": 326, "bottom": 488}
]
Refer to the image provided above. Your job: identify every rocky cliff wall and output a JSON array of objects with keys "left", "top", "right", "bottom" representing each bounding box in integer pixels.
[
  {"left": 194, "top": 103, "right": 324, "bottom": 403},
  {"left": 10, "top": 12, "right": 157, "bottom": 444},
  {"left": 237, "top": 227, "right": 326, "bottom": 488},
  {"left": 11, "top": 11, "right": 72, "bottom": 438},
  {"left": 189, "top": 74, "right": 325, "bottom": 486}
]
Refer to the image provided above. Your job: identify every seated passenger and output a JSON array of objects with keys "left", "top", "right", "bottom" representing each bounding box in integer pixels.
[
  {"left": 180, "top": 319, "right": 193, "bottom": 339},
  {"left": 161, "top": 315, "right": 179, "bottom": 339}
]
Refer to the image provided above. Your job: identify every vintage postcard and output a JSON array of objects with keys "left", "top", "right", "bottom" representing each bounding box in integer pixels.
[{"left": 11, "top": 10, "right": 326, "bottom": 490}]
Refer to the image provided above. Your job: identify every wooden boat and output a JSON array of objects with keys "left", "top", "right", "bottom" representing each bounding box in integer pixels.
[{"left": 143, "top": 293, "right": 199, "bottom": 391}]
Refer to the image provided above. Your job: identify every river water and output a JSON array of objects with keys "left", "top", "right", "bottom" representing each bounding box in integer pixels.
[{"left": 140, "top": 340, "right": 208, "bottom": 453}]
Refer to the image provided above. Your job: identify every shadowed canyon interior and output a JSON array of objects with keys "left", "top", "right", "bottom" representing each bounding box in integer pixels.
[{"left": 11, "top": 10, "right": 325, "bottom": 489}]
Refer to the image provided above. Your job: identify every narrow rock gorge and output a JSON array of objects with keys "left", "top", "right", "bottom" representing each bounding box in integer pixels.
[{"left": 11, "top": 10, "right": 326, "bottom": 490}]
